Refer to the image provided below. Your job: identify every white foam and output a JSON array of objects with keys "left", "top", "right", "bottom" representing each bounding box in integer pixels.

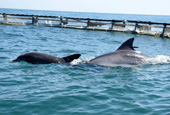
[
  {"left": 135, "top": 51, "right": 142, "bottom": 54},
  {"left": 70, "top": 59, "right": 82, "bottom": 65},
  {"left": 71, "top": 57, "right": 95, "bottom": 65},
  {"left": 71, "top": 55, "right": 170, "bottom": 66},
  {"left": 143, "top": 55, "right": 170, "bottom": 65}
]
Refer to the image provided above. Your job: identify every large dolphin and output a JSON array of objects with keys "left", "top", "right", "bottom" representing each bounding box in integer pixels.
[
  {"left": 89, "top": 38, "right": 150, "bottom": 67},
  {"left": 12, "top": 52, "right": 81, "bottom": 64}
]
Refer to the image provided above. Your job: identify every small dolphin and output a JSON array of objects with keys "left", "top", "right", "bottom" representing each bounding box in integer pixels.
[
  {"left": 12, "top": 52, "right": 81, "bottom": 64},
  {"left": 89, "top": 38, "right": 150, "bottom": 67}
]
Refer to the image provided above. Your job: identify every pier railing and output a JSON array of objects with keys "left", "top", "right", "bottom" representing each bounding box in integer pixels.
[{"left": 1, "top": 13, "right": 170, "bottom": 38}]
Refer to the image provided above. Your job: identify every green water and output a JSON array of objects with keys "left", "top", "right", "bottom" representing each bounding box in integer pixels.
[{"left": 0, "top": 9, "right": 170, "bottom": 115}]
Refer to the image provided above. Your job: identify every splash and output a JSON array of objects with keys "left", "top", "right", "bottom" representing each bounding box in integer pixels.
[
  {"left": 143, "top": 55, "right": 170, "bottom": 65},
  {"left": 71, "top": 57, "right": 95, "bottom": 65},
  {"left": 70, "top": 59, "right": 83, "bottom": 65},
  {"left": 71, "top": 55, "right": 170, "bottom": 67}
]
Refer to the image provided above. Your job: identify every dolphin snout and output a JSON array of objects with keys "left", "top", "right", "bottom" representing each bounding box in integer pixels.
[{"left": 11, "top": 58, "right": 20, "bottom": 62}]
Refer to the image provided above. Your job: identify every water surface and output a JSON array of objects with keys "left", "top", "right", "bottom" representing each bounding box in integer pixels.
[{"left": 0, "top": 8, "right": 170, "bottom": 115}]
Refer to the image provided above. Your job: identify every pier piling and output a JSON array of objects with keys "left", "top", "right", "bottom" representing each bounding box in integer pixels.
[
  {"left": 32, "top": 16, "right": 38, "bottom": 25},
  {"left": 3, "top": 13, "right": 7, "bottom": 23}
]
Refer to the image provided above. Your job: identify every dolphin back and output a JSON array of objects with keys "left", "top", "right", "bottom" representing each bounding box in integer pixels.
[
  {"left": 12, "top": 52, "right": 81, "bottom": 64},
  {"left": 12, "top": 52, "right": 61, "bottom": 64},
  {"left": 89, "top": 38, "right": 150, "bottom": 67}
]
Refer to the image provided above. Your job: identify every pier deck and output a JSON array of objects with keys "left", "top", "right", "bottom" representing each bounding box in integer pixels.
[{"left": 1, "top": 13, "right": 170, "bottom": 38}]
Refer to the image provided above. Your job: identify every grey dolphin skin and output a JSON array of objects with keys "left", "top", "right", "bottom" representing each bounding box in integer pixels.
[
  {"left": 12, "top": 52, "right": 81, "bottom": 64},
  {"left": 90, "top": 38, "right": 150, "bottom": 67}
]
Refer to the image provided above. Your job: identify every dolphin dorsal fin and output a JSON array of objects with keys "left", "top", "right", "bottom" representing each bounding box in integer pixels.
[
  {"left": 62, "top": 54, "right": 81, "bottom": 62},
  {"left": 117, "top": 38, "right": 135, "bottom": 51}
]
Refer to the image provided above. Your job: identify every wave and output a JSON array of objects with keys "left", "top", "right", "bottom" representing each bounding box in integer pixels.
[
  {"left": 143, "top": 55, "right": 170, "bottom": 65},
  {"left": 71, "top": 57, "right": 94, "bottom": 65},
  {"left": 71, "top": 55, "right": 170, "bottom": 67}
]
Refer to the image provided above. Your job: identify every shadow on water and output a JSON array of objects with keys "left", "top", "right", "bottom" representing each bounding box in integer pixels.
[{"left": 70, "top": 63, "right": 139, "bottom": 84}]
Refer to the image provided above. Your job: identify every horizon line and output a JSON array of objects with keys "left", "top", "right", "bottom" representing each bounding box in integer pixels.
[{"left": 0, "top": 7, "right": 170, "bottom": 17}]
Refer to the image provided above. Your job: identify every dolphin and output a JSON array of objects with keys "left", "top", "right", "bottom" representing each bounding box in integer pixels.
[
  {"left": 12, "top": 52, "right": 81, "bottom": 64},
  {"left": 89, "top": 38, "right": 150, "bottom": 67}
]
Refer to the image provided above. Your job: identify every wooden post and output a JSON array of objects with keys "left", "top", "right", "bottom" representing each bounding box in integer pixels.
[
  {"left": 3, "top": 13, "right": 7, "bottom": 23},
  {"left": 32, "top": 16, "right": 38, "bottom": 25},
  {"left": 59, "top": 16, "right": 63, "bottom": 27},
  {"left": 65, "top": 18, "right": 68, "bottom": 25},
  {"left": 148, "top": 21, "right": 152, "bottom": 32},
  {"left": 110, "top": 20, "right": 114, "bottom": 30},
  {"left": 87, "top": 18, "right": 90, "bottom": 27},
  {"left": 161, "top": 24, "right": 167, "bottom": 37},
  {"left": 133, "top": 23, "right": 138, "bottom": 33},
  {"left": 62, "top": 18, "right": 68, "bottom": 25},
  {"left": 32, "top": 16, "right": 34, "bottom": 24},
  {"left": 123, "top": 20, "right": 126, "bottom": 25}
]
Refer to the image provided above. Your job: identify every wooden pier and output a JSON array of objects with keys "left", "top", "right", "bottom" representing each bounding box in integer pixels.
[{"left": 1, "top": 13, "right": 170, "bottom": 38}]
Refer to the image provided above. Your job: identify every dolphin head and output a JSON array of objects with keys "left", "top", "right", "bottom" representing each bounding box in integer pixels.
[{"left": 11, "top": 54, "right": 28, "bottom": 62}]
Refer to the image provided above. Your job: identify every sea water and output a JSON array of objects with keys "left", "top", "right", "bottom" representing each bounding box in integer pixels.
[{"left": 0, "top": 8, "right": 170, "bottom": 115}]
